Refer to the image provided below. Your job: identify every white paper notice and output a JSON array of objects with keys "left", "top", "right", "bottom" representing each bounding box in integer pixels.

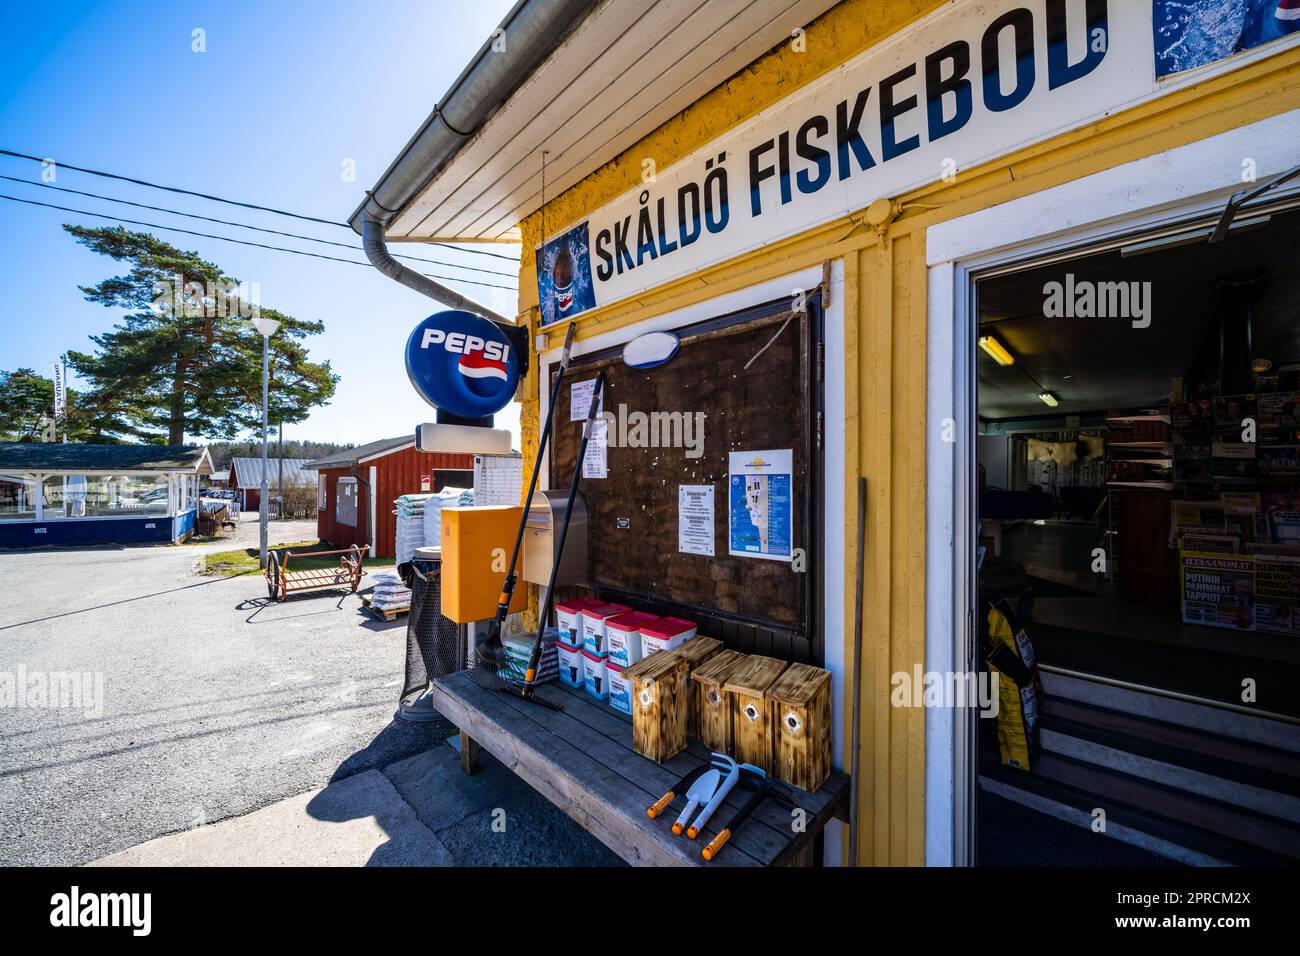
[
  {"left": 678, "top": 485, "right": 715, "bottom": 557},
  {"left": 582, "top": 419, "right": 608, "bottom": 478},
  {"left": 570, "top": 379, "right": 603, "bottom": 421}
]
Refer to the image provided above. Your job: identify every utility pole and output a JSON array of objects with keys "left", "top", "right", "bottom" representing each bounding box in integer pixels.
[
  {"left": 278, "top": 419, "right": 284, "bottom": 522},
  {"left": 250, "top": 316, "right": 280, "bottom": 568}
]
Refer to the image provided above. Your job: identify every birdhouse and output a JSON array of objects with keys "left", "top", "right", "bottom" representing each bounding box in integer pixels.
[
  {"left": 723, "top": 655, "right": 788, "bottom": 774},
  {"left": 689, "top": 649, "right": 746, "bottom": 753},
  {"left": 674, "top": 637, "right": 723, "bottom": 737},
  {"left": 768, "top": 663, "right": 833, "bottom": 791},
  {"left": 624, "top": 649, "right": 688, "bottom": 763}
]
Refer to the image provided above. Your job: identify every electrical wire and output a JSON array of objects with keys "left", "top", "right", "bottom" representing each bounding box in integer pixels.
[
  {"left": 0, "top": 193, "right": 517, "bottom": 291},
  {"left": 0, "top": 174, "right": 517, "bottom": 278},
  {"left": 0, "top": 148, "right": 521, "bottom": 262}
]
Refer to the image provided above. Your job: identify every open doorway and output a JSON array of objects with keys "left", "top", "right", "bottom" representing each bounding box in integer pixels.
[{"left": 971, "top": 201, "right": 1300, "bottom": 866}]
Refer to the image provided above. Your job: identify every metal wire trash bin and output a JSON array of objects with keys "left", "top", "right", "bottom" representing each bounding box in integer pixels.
[{"left": 396, "top": 551, "right": 464, "bottom": 722}]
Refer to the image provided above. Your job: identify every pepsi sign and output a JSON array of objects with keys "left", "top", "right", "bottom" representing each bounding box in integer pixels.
[{"left": 405, "top": 310, "right": 521, "bottom": 418}]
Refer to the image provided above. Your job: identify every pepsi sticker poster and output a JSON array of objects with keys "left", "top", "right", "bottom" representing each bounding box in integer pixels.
[
  {"left": 728, "top": 449, "right": 793, "bottom": 562},
  {"left": 537, "top": 221, "right": 597, "bottom": 326},
  {"left": 1154, "top": 1, "right": 1300, "bottom": 78}
]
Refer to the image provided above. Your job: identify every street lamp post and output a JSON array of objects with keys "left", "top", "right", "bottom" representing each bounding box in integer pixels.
[{"left": 250, "top": 316, "right": 280, "bottom": 568}]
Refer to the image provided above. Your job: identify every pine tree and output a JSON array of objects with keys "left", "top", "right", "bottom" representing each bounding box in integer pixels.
[
  {"left": 0, "top": 367, "right": 109, "bottom": 442},
  {"left": 64, "top": 226, "right": 338, "bottom": 445}
]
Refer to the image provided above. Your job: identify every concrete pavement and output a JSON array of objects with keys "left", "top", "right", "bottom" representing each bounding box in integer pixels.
[
  {"left": 92, "top": 745, "right": 619, "bottom": 867},
  {"left": 0, "top": 525, "right": 619, "bottom": 866}
]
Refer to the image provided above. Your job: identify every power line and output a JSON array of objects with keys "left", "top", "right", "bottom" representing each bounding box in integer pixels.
[
  {"left": 0, "top": 174, "right": 518, "bottom": 278},
  {"left": 0, "top": 148, "right": 522, "bottom": 262},
  {"left": 0, "top": 193, "right": 517, "bottom": 292}
]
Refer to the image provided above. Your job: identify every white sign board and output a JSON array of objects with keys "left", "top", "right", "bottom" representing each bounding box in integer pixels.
[
  {"left": 535, "top": 0, "right": 1299, "bottom": 325},
  {"left": 51, "top": 362, "right": 65, "bottom": 420},
  {"left": 570, "top": 378, "right": 603, "bottom": 421},
  {"left": 582, "top": 419, "right": 609, "bottom": 479},
  {"left": 678, "top": 484, "right": 715, "bottom": 557}
]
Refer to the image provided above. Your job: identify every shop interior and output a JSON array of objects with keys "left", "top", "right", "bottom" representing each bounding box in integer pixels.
[
  {"left": 975, "top": 203, "right": 1300, "bottom": 716},
  {"left": 972, "top": 201, "right": 1300, "bottom": 863}
]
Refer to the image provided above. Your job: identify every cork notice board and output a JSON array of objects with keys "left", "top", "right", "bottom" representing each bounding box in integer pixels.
[{"left": 551, "top": 305, "right": 810, "bottom": 633}]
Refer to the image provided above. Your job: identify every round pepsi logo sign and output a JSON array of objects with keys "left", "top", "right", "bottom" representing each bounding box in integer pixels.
[{"left": 405, "top": 311, "right": 521, "bottom": 418}]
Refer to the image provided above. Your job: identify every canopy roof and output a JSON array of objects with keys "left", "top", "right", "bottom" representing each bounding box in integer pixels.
[{"left": 0, "top": 443, "right": 213, "bottom": 474}]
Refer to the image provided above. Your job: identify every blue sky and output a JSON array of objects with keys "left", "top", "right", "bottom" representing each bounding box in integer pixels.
[{"left": 0, "top": 0, "right": 521, "bottom": 447}]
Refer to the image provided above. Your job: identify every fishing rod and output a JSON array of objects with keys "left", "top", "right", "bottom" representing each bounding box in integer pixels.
[
  {"left": 520, "top": 368, "right": 607, "bottom": 701},
  {"left": 476, "top": 322, "right": 578, "bottom": 672}
]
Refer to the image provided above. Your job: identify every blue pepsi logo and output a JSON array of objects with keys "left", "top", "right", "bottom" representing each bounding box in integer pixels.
[{"left": 406, "top": 311, "right": 521, "bottom": 418}]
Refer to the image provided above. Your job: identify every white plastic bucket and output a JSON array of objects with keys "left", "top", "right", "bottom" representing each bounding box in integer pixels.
[
  {"left": 557, "top": 641, "right": 584, "bottom": 688},
  {"left": 640, "top": 616, "right": 697, "bottom": 656},
  {"left": 556, "top": 597, "right": 603, "bottom": 647},
  {"left": 579, "top": 603, "right": 629, "bottom": 656},
  {"left": 581, "top": 649, "right": 608, "bottom": 700},
  {"left": 607, "top": 661, "right": 632, "bottom": 715},
  {"left": 604, "top": 611, "right": 659, "bottom": 668}
]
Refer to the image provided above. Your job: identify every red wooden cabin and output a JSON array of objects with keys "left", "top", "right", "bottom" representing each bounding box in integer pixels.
[{"left": 304, "top": 436, "right": 473, "bottom": 559}]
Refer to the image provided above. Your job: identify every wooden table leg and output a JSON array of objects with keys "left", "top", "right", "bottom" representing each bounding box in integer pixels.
[{"left": 459, "top": 731, "right": 481, "bottom": 775}]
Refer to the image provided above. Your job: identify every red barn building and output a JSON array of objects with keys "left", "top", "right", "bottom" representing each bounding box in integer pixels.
[{"left": 304, "top": 436, "right": 473, "bottom": 558}]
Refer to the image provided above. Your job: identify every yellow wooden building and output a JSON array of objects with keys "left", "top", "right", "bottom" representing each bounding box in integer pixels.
[{"left": 357, "top": 0, "right": 1300, "bottom": 866}]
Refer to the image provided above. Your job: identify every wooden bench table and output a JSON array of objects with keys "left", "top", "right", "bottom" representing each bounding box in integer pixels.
[{"left": 426, "top": 669, "right": 849, "bottom": 867}]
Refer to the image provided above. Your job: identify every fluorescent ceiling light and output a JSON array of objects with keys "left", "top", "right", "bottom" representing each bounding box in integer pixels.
[
  {"left": 978, "top": 335, "right": 1015, "bottom": 366},
  {"left": 1038, "top": 392, "right": 1060, "bottom": 408}
]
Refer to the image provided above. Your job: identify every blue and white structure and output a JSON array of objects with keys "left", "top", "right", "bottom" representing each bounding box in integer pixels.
[{"left": 0, "top": 444, "right": 214, "bottom": 548}]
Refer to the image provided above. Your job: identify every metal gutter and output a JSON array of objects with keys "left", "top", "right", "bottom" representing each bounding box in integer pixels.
[{"left": 350, "top": 0, "right": 598, "bottom": 320}]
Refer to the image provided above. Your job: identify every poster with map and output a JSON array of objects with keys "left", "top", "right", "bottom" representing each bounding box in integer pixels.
[{"left": 728, "top": 449, "right": 793, "bottom": 562}]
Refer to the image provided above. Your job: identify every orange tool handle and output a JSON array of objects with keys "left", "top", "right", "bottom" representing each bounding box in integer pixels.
[
  {"left": 647, "top": 791, "right": 674, "bottom": 819},
  {"left": 702, "top": 829, "right": 731, "bottom": 861}
]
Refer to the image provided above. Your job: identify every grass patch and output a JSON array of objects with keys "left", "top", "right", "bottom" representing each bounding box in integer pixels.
[{"left": 202, "top": 540, "right": 390, "bottom": 577}]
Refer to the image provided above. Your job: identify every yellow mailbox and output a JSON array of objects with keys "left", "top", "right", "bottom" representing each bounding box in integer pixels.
[{"left": 440, "top": 505, "right": 528, "bottom": 624}]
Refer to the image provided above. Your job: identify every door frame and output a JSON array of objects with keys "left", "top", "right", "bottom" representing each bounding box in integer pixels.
[{"left": 923, "top": 108, "right": 1300, "bottom": 867}]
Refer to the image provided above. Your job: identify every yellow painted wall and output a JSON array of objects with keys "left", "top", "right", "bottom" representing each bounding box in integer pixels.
[{"left": 513, "top": 0, "right": 1300, "bottom": 865}]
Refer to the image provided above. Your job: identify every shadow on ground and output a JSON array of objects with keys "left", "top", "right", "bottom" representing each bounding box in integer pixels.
[{"left": 310, "top": 718, "right": 623, "bottom": 867}]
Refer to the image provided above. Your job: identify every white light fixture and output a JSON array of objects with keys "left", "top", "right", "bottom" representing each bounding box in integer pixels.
[
  {"left": 249, "top": 316, "right": 280, "bottom": 337},
  {"left": 416, "top": 423, "right": 512, "bottom": 455},
  {"left": 1038, "top": 392, "right": 1060, "bottom": 408},
  {"left": 977, "top": 335, "right": 1015, "bottom": 366}
]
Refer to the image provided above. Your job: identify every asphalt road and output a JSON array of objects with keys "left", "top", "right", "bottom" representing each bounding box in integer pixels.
[{"left": 0, "top": 525, "right": 448, "bottom": 866}]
